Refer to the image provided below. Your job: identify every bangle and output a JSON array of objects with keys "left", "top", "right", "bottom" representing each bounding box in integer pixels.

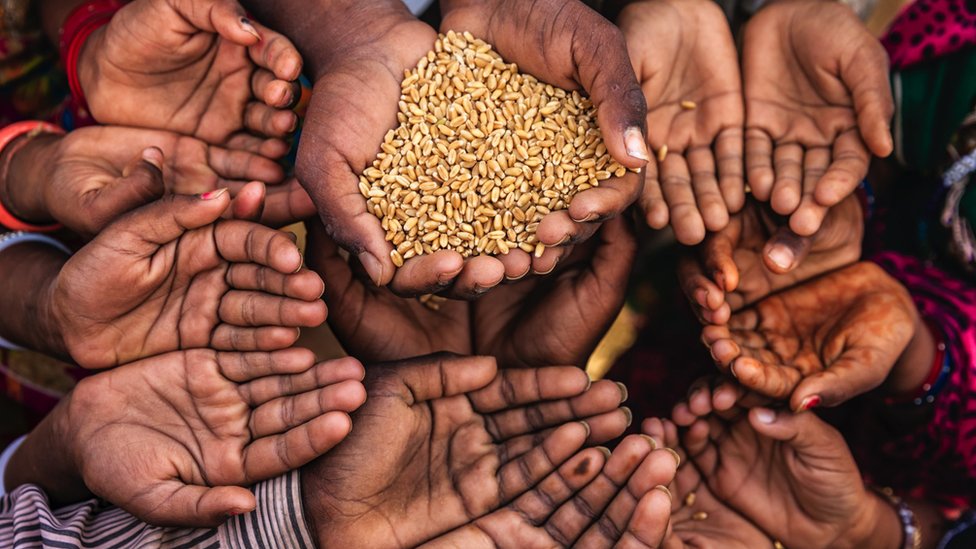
[
  {"left": 874, "top": 487, "right": 922, "bottom": 549},
  {"left": 58, "top": 0, "right": 126, "bottom": 111},
  {"left": 0, "top": 231, "right": 71, "bottom": 350},
  {"left": 885, "top": 318, "right": 952, "bottom": 406},
  {"left": 0, "top": 121, "right": 65, "bottom": 232}
]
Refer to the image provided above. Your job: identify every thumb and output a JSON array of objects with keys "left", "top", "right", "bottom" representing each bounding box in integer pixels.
[
  {"left": 762, "top": 226, "right": 813, "bottom": 274},
  {"left": 230, "top": 181, "right": 267, "bottom": 222},
  {"left": 86, "top": 147, "right": 166, "bottom": 235},
  {"left": 139, "top": 483, "right": 256, "bottom": 527},
  {"left": 748, "top": 406, "right": 845, "bottom": 455},
  {"left": 844, "top": 46, "right": 894, "bottom": 158},
  {"left": 172, "top": 0, "right": 261, "bottom": 46}
]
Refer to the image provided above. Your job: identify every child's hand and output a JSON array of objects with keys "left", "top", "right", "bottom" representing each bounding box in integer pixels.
[
  {"left": 78, "top": 0, "right": 302, "bottom": 150},
  {"left": 702, "top": 262, "right": 917, "bottom": 411},
  {"left": 742, "top": 0, "right": 893, "bottom": 236},
  {"left": 620, "top": 0, "right": 744, "bottom": 245},
  {"left": 63, "top": 349, "right": 365, "bottom": 526},
  {"left": 678, "top": 194, "right": 862, "bottom": 324},
  {"left": 51, "top": 192, "right": 327, "bottom": 369}
]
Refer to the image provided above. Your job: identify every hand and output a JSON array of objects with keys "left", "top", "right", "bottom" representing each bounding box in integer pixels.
[
  {"left": 742, "top": 0, "right": 893, "bottom": 236},
  {"left": 422, "top": 434, "right": 676, "bottom": 549},
  {"left": 702, "top": 262, "right": 917, "bottom": 411},
  {"left": 59, "top": 349, "right": 366, "bottom": 526},
  {"left": 679, "top": 194, "right": 863, "bottom": 324},
  {"left": 3, "top": 127, "right": 298, "bottom": 237},
  {"left": 473, "top": 215, "right": 637, "bottom": 368},
  {"left": 620, "top": 0, "right": 744, "bottom": 245},
  {"left": 640, "top": 418, "right": 772, "bottom": 549},
  {"left": 79, "top": 0, "right": 302, "bottom": 151},
  {"left": 674, "top": 402, "right": 903, "bottom": 549},
  {"left": 300, "top": 354, "right": 634, "bottom": 548},
  {"left": 51, "top": 192, "right": 327, "bottom": 369}
]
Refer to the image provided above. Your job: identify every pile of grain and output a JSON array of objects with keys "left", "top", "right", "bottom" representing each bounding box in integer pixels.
[{"left": 359, "top": 31, "right": 631, "bottom": 267}]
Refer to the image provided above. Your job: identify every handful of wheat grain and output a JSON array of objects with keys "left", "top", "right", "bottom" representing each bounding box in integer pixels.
[{"left": 359, "top": 31, "right": 631, "bottom": 268}]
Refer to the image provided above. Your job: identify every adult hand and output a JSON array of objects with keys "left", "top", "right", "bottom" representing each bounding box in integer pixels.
[
  {"left": 79, "top": 0, "right": 302, "bottom": 152},
  {"left": 620, "top": 0, "right": 744, "bottom": 245},
  {"left": 742, "top": 0, "right": 893, "bottom": 236},
  {"left": 422, "top": 434, "right": 675, "bottom": 549},
  {"left": 300, "top": 354, "right": 634, "bottom": 548},
  {"left": 51, "top": 192, "right": 327, "bottom": 369},
  {"left": 702, "top": 262, "right": 917, "bottom": 411},
  {"left": 677, "top": 404, "right": 903, "bottom": 549},
  {"left": 679, "top": 194, "right": 863, "bottom": 324},
  {"left": 58, "top": 349, "right": 365, "bottom": 526}
]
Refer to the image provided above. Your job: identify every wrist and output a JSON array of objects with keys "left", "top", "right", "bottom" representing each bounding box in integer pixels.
[
  {"left": 2, "top": 133, "right": 61, "bottom": 224},
  {"left": 886, "top": 310, "right": 937, "bottom": 398},
  {"left": 75, "top": 25, "right": 104, "bottom": 109},
  {"left": 0, "top": 242, "right": 69, "bottom": 356},
  {"left": 846, "top": 490, "right": 915, "bottom": 549}
]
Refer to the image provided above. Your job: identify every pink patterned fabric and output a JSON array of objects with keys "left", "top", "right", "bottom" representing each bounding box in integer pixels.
[
  {"left": 882, "top": 0, "right": 976, "bottom": 70},
  {"left": 870, "top": 252, "right": 976, "bottom": 509}
]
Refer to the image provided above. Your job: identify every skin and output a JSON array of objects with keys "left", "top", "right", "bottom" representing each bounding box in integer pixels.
[
  {"left": 4, "top": 349, "right": 367, "bottom": 527},
  {"left": 300, "top": 354, "right": 638, "bottom": 548},
  {"left": 701, "top": 262, "right": 919, "bottom": 411},
  {"left": 0, "top": 128, "right": 313, "bottom": 237},
  {"left": 306, "top": 216, "right": 636, "bottom": 369},
  {"left": 619, "top": 0, "right": 745, "bottom": 245},
  {"left": 742, "top": 0, "right": 894, "bottom": 236},
  {"left": 37, "top": 192, "right": 326, "bottom": 369},
  {"left": 679, "top": 194, "right": 863, "bottom": 325},
  {"left": 76, "top": 0, "right": 302, "bottom": 151}
]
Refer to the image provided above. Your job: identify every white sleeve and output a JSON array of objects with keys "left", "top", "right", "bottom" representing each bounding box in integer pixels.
[
  {"left": 402, "top": 0, "right": 435, "bottom": 16},
  {"left": 0, "top": 436, "right": 26, "bottom": 498}
]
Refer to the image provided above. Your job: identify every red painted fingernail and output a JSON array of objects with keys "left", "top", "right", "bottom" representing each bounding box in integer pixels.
[
  {"left": 200, "top": 188, "right": 228, "bottom": 200},
  {"left": 797, "top": 395, "right": 821, "bottom": 413}
]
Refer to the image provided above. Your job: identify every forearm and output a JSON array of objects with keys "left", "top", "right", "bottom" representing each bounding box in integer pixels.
[
  {"left": 3, "top": 395, "right": 89, "bottom": 505},
  {"left": 0, "top": 133, "right": 61, "bottom": 225},
  {"left": 885, "top": 308, "right": 936, "bottom": 396},
  {"left": 0, "top": 243, "right": 68, "bottom": 356}
]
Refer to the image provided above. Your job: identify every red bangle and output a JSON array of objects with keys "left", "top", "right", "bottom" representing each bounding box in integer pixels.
[
  {"left": 58, "top": 0, "right": 127, "bottom": 111},
  {"left": 0, "top": 121, "right": 66, "bottom": 233},
  {"left": 885, "top": 318, "right": 947, "bottom": 405}
]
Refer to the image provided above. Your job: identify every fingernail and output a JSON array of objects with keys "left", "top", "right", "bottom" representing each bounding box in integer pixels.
[
  {"left": 536, "top": 262, "right": 558, "bottom": 276},
  {"left": 571, "top": 212, "right": 602, "bottom": 223},
  {"left": 755, "top": 408, "right": 776, "bottom": 424},
  {"left": 767, "top": 245, "right": 795, "bottom": 270},
  {"left": 624, "top": 126, "right": 650, "bottom": 162},
  {"left": 640, "top": 434, "right": 658, "bottom": 450},
  {"left": 663, "top": 447, "right": 681, "bottom": 467},
  {"left": 200, "top": 188, "right": 228, "bottom": 200},
  {"left": 796, "top": 395, "right": 821, "bottom": 413},
  {"left": 437, "top": 266, "right": 463, "bottom": 284},
  {"left": 505, "top": 266, "right": 531, "bottom": 282},
  {"left": 729, "top": 361, "right": 739, "bottom": 378},
  {"left": 579, "top": 421, "right": 591, "bottom": 438},
  {"left": 141, "top": 147, "right": 163, "bottom": 170},
  {"left": 596, "top": 446, "right": 612, "bottom": 458},
  {"left": 240, "top": 17, "right": 261, "bottom": 40},
  {"left": 585, "top": 377, "right": 593, "bottom": 391},
  {"left": 357, "top": 252, "right": 384, "bottom": 286},
  {"left": 622, "top": 406, "right": 633, "bottom": 427},
  {"left": 654, "top": 485, "right": 673, "bottom": 501},
  {"left": 554, "top": 234, "right": 572, "bottom": 247},
  {"left": 616, "top": 381, "right": 629, "bottom": 402}
]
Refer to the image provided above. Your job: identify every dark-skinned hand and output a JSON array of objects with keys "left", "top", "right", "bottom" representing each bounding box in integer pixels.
[
  {"left": 679, "top": 194, "right": 863, "bottom": 325},
  {"left": 51, "top": 191, "right": 327, "bottom": 370},
  {"left": 620, "top": 0, "right": 745, "bottom": 245},
  {"left": 742, "top": 0, "right": 893, "bottom": 236},
  {"left": 701, "top": 262, "right": 917, "bottom": 412},
  {"left": 300, "top": 354, "right": 635, "bottom": 548}
]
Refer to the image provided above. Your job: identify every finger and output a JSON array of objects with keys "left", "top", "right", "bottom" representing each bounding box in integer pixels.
[
  {"left": 249, "top": 380, "right": 366, "bottom": 437},
  {"left": 245, "top": 19, "right": 303, "bottom": 81},
  {"left": 389, "top": 251, "right": 465, "bottom": 295},
  {"left": 226, "top": 264, "right": 325, "bottom": 301},
  {"left": 230, "top": 180, "right": 267, "bottom": 222},
  {"left": 536, "top": 210, "right": 601, "bottom": 248},
  {"left": 470, "top": 366, "right": 591, "bottom": 413},
  {"left": 218, "top": 347, "right": 317, "bottom": 382},
  {"left": 99, "top": 191, "right": 231, "bottom": 256},
  {"left": 770, "top": 143, "right": 803, "bottom": 216},
  {"left": 240, "top": 356, "right": 366, "bottom": 406},
  {"left": 498, "top": 408, "right": 629, "bottom": 461},
  {"left": 616, "top": 489, "right": 672, "bottom": 549},
  {"left": 218, "top": 291, "right": 327, "bottom": 328},
  {"left": 715, "top": 127, "right": 745, "bottom": 214},
  {"left": 213, "top": 220, "right": 304, "bottom": 273},
  {"left": 791, "top": 145, "right": 832, "bottom": 236},
  {"left": 250, "top": 69, "right": 297, "bottom": 108},
  {"left": 496, "top": 421, "right": 590, "bottom": 503},
  {"left": 702, "top": 229, "right": 739, "bottom": 293},
  {"left": 567, "top": 171, "right": 642, "bottom": 224},
  {"left": 843, "top": 44, "right": 894, "bottom": 157},
  {"left": 504, "top": 447, "right": 608, "bottom": 531},
  {"left": 243, "top": 411, "right": 353, "bottom": 480},
  {"left": 208, "top": 146, "right": 285, "bottom": 184},
  {"left": 179, "top": 0, "right": 258, "bottom": 47},
  {"left": 744, "top": 128, "right": 774, "bottom": 200},
  {"left": 748, "top": 407, "right": 849, "bottom": 454},
  {"left": 686, "top": 147, "right": 729, "bottom": 232},
  {"left": 135, "top": 483, "right": 256, "bottom": 527},
  {"left": 86, "top": 147, "right": 167, "bottom": 235},
  {"left": 762, "top": 226, "right": 813, "bottom": 274},
  {"left": 439, "top": 256, "right": 505, "bottom": 300},
  {"left": 790, "top": 352, "right": 893, "bottom": 412},
  {"left": 682, "top": 419, "right": 717, "bottom": 475},
  {"left": 660, "top": 154, "right": 705, "bottom": 245},
  {"left": 639, "top": 158, "right": 669, "bottom": 229},
  {"left": 260, "top": 179, "right": 317, "bottom": 227},
  {"left": 372, "top": 354, "right": 498, "bottom": 404},
  {"left": 531, "top": 243, "right": 570, "bottom": 275},
  {"left": 730, "top": 356, "right": 803, "bottom": 400},
  {"left": 224, "top": 134, "right": 290, "bottom": 159},
  {"left": 211, "top": 325, "right": 300, "bottom": 351},
  {"left": 810, "top": 129, "right": 870, "bottom": 209},
  {"left": 677, "top": 257, "right": 725, "bottom": 314},
  {"left": 498, "top": 249, "right": 532, "bottom": 281},
  {"left": 244, "top": 102, "right": 298, "bottom": 138}
]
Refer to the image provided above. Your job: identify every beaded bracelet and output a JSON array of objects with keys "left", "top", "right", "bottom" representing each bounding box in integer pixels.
[
  {"left": 0, "top": 231, "right": 71, "bottom": 350},
  {"left": 58, "top": 0, "right": 127, "bottom": 111},
  {"left": 0, "top": 121, "right": 65, "bottom": 232},
  {"left": 885, "top": 319, "right": 952, "bottom": 407},
  {"left": 873, "top": 487, "right": 922, "bottom": 549}
]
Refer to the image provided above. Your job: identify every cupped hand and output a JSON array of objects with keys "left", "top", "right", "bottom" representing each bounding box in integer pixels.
[
  {"left": 80, "top": 0, "right": 302, "bottom": 151},
  {"left": 702, "top": 262, "right": 916, "bottom": 411},
  {"left": 439, "top": 0, "right": 647, "bottom": 256},
  {"left": 300, "top": 354, "right": 633, "bottom": 548},
  {"left": 742, "top": 0, "right": 893, "bottom": 236},
  {"left": 620, "top": 0, "right": 744, "bottom": 245},
  {"left": 679, "top": 194, "right": 863, "bottom": 324},
  {"left": 51, "top": 192, "right": 327, "bottom": 369},
  {"left": 66, "top": 348, "right": 366, "bottom": 526},
  {"left": 422, "top": 434, "right": 676, "bottom": 549}
]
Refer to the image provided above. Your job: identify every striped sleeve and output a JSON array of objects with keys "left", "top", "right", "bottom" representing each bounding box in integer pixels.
[{"left": 0, "top": 471, "right": 314, "bottom": 548}]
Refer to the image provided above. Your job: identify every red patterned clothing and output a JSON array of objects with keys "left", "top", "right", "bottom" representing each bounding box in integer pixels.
[{"left": 882, "top": 0, "right": 976, "bottom": 71}]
